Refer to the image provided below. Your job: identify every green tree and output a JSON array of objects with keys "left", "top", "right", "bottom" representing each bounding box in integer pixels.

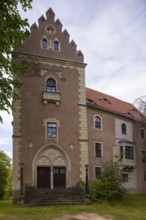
[
  {"left": 4, "top": 168, "right": 12, "bottom": 198},
  {"left": 0, "top": 0, "right": 32, "bottom": 122},
  {"left": 90, "top": 159, "right": 127, "bottom": 201},
  {"left": 0, "top": 150, "right": 11, "bottom": 198}
]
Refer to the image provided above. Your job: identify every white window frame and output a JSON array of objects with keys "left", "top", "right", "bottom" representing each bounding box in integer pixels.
[
  {"left": 45, "top": 75, "right": 58, "bottom": 93},
  {"left": 94, "top": 141, "right": 103, "bottom": 158},
  {"left": 93, "top": 114, "right": 103, "bottom": 130},
  {"left": 44, "top": 117, "right": 60, "bottom": 140},
  {"left": 41, "top": 36, "right": 48, "bottom": 49}
]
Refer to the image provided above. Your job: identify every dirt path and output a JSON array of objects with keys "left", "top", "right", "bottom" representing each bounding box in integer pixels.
[{"left": 53, "top": 212, "right": 113, "bottom": 220}]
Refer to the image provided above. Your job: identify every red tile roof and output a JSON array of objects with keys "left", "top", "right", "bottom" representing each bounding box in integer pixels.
[{"left": 86, "top": 87, "right": 145, "bottom": 121}]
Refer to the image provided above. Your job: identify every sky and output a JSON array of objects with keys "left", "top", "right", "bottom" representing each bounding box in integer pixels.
[{"left": 1, "top": 0, "right": 146, "bottom": 158}]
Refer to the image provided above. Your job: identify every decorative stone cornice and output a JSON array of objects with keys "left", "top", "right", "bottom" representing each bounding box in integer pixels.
[{"left": 15, "top": 52, "right": 87, "bottom": 69}]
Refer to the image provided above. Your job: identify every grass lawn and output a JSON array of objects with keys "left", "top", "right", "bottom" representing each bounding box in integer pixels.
[{"left": 0, "top": 195, "right": 146, "bottom": 220}]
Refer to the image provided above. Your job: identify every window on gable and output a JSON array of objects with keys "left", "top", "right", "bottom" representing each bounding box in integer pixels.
[
  {"left": 42, "top": 38, "right": 47, "bottom": 49},
  {"left": 94, "top": 116, "right": 101, "bottom": 129},
  {"left": 54, "top": 40, "right": 59, "bottom": 51},
  {"left": 121, "top": 123, "right": 126, "bottom": 135},
  {"left": 95, "top": 167, "right": 102, "bottom": 179},
  {"left": 141, "top": 151, "right": 146, "bottom": 163},
  {"left": 95, "top": 142, "right": 102, "bottom": 158},
  {"left": 141, "top": 129, "right": 144, "bottom": 139},
  {"left": 125, "top": 146, "right": 134, "bottom": 160},
  {"left": 46, "top": 78, "right": 56, "bottom": 93},
  {"left": 47, "top": 122, "right": 57, "bottom": 138}
]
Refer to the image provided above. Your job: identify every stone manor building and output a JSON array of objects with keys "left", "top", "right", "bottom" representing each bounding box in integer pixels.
[{"left": 12, "top": 8, "right": 146, "bottom": 203}]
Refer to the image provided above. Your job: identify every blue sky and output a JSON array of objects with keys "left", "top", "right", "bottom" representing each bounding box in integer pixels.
[{"left": 1, "top": 0, "right": 146, "bottom": 158}]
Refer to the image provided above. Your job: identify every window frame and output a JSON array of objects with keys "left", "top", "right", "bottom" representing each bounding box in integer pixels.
[
  {"left": 94, "top": 166, "right": 102, "bottom": 179},
  {"left": 141, "top": 129, "right": 144, "bottom": 139},
  {"left": 47, "top": 122, "right": 57, "bottom": 138},
  {"left": 94, "top": 142, "right": 103, "bottom": 158},
  {"left": 121, "top": 123, "right": 127, "bottom": 135},
  {"left": 46, "top": 78, "right": 57, "bottom": 93},
  {"left": 122, "top": 173, "right": 129, "bottom": 182},
  {"left": 41, "top": 38, "right": 48, "bottom": 49},
  {"left": 141, "top": 151, "right": 146, "bottom": 163},
  {"left": 125, "top": 146, "right": 134, "bottom": 160},
  {"left": 53, "top": 39, "right": 60, "bottom": 51},
  {"left": 94, "top": 115, "right": 102, "bottom": 129}
]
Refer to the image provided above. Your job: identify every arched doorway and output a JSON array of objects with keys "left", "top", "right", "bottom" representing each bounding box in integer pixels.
[{"left": 32, "top": 144, "right": 71, "bottom": 189}]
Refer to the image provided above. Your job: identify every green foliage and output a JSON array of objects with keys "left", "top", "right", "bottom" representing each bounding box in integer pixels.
[
  {"left": 89, "top": 160, "right": 126, "bottom": 201},
  {"left": 4, "top": 168, "right": 12, "bottom": 198},
  {"left": 0, "top": 150, "right": 11, "bottom": 198},
  {"left": 0, "top": 0, "right": 32, "bottom": 122}
]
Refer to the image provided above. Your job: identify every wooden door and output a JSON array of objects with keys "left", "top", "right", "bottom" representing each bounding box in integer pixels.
[
  {"left": 37, "top": 167, "right": 50, "bottom": 189},
  {"left": 53, "top": 167, "right": 66, "bottom": 189}
]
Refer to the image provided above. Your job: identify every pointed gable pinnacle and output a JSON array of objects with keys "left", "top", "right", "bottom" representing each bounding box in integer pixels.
[
  {"left": 38, "top": 15, "right": 46, "bottom": 26},
  {"left": 46, "top": 8, "right": 55, "bottom": 23},
  {"left": 77, "top": 50, "right": 83, "bottom": 57},
  {"left": 55, "top": 18, "right": 62, "bottom": 33},
  {"left": 30, "top": 22, "right": 38, "bottom": 31},
  {"left": 63, "top": 29, "right": 70, "bottom": 43},
  {"left": 70, "top": 40, "right": 77, "bottom": 49}
]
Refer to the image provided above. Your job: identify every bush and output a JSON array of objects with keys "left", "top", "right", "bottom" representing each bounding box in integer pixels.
[{"left": 89, "top": 160, "right": 127, "bottom": 201}]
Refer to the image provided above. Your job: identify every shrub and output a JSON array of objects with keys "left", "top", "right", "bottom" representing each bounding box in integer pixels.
[{"left": 89, "top": 160, "right": 127, "bottom": 201}]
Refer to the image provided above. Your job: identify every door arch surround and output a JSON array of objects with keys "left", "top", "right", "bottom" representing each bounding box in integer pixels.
[{"left": 32, "top": 144, "right": 71, "bottom": 188}]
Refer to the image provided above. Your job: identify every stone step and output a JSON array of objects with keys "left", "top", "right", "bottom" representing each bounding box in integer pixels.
[{"left": 25, "top": 187, "right": 84, "bottom": 206}]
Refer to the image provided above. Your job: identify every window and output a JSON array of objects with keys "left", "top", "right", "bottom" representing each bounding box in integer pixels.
[
  {"left": 94, "top": 116, "right": 101, "bottom": 129},
  {"left": 100, "top": 98, "right": 111, "bottom": 104},
  {"left": 46, "top": 78, "right": 56, "bottom": 92},
  {"left": 95, "top": 167, "right": 102, "bottom": 178},
  {"left": 141, "top": 151, "right": 146, "bottom": 163},
  {"left": 95, "top": 142, "right": 102, "bottom": 158},
  {"left": 125, "top": 146, "right": 134, "bottom": 160},
  {"left": 47, "top": 122, "right": 57, "bottom": 138},
  {"left": 54, "top": 41, "right": 59, "bottom": 51},
  {"left": 120, "top": 146, "right": 123, "bottom": 159},
  {"left": 122, "top": 173, "right": 128, "bottom": 182},
  {"left": 42, "top": 38, "right": 47, "bottom": 48},
  {"left": 144, "top": 171, "right": 146, "bottom": 181},
  {"left": 141, "top": 129, "right": 144, "bottom": 139},
  {"left": 121, "top": 123, "right": 126, "bottom": 135}
]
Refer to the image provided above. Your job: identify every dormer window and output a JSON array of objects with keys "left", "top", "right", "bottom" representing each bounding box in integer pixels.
[
  {"left": 46, "top": 78, "right": 56, "bottom": 92},
  {"left": 100, "top": 98, "right": 111, "bottom": 104},
  {"left": 53, "top": 40, "right": 59, "bottom": 51},
  {"left": 121, "top": 123, "right": 126, "bottom": 135},
  {"left": 42, "top": 38, "right": 48, "bottom": 49}
]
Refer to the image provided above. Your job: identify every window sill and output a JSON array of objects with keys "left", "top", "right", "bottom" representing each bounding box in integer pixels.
[{"left": 43, "top": 91, "right": 61, "bottom": 105}]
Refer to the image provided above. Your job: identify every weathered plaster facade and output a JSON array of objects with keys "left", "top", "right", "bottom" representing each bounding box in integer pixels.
[{"left": 12, "top": 8, "right": 146, "bottom": 203}]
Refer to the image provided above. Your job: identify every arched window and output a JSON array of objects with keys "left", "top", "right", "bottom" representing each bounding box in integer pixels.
[
  {"left": 46, "top": 78, "right": 56, "bottom": 93},
  {"left": 94, "top": 116, "right": 101, "bottom": 129},
  {"left": 121, "top": 123, "right": 126, "bottom": 135},
  {"left": 53, "top": 40, "right": 59, "bottom": 51},
  {"left": 42, "top": 38, "right": 47, "bottom": 49}
]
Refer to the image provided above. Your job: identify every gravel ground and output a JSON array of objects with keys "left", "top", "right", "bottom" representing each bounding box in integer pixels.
[{"left": 53, "top": 212, "right": 113, "bottom": 220}]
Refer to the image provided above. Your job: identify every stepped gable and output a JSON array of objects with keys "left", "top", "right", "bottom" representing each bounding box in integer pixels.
[
  {"left": 86, "top": 87, "right": 145, "bottom": 121},
  {"left": 17, "top": 8, "right": 83, "bottom": 63}
]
